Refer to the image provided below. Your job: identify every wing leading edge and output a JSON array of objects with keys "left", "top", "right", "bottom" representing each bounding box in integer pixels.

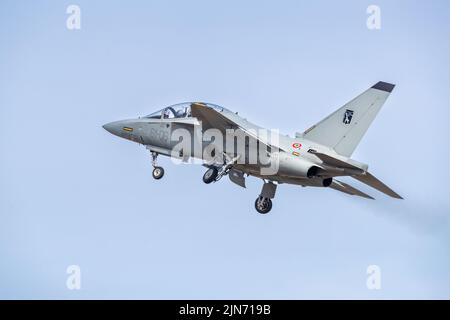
[{"left": 190, "top": 102, "right": 285, "bottom": 153}]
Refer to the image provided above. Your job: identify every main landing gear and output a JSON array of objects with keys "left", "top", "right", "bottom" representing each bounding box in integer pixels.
[
  {"left": 203, "top": 165, "right": 277, "bottom": 214},
  {"left": 151, "top": 151, "right": 164, "bottom": 180},
  {"left": 255, "top": 197, "right": 272, "bottom": 214},
  {"left": 254, "top": 181, "right": 277, "bottom": 214},
  {"left": 203, "top": 167, "right": 218, "bottom": 184},
  {"left": 201, "top": 155, "right": 277, "bottom": 214},
  {"left": 202, "top": 155, "right": 240, "bottom": 184}
]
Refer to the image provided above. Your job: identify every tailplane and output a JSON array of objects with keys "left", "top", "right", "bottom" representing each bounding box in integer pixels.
[{"left": 352, "top": 171, "right": 403, "bottom": 199}]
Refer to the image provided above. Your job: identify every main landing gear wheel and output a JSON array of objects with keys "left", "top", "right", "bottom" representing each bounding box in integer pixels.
[
  {"left": 203, "top": 167, "right": 218, "bottom": 184},
  {"left": 152, "top": 166, "right": 164, "bottom": 180},
  {"left": 255, "top": 196, "right": 272, "bottom": 214}
]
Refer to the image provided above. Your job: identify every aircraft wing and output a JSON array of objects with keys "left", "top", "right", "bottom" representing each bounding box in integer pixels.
[
  {"left": 352, "top": 172, "right": 403, "bottom": 199},
  {"left": 191, "top": 103, "right": 235, "bottom": 130},
  {"left": 190, "top": 102, "right": 284, "bottom": 153},
  {"left": 330, "top": 179, "right": 374, "bottom": 199}
]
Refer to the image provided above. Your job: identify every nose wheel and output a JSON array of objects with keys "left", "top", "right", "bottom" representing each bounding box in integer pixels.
[
  {"left": 152, "top": 166, "right": 164, "bottom": 180},
  {"left": 150, "top": 151, "right": 164, "bottom": 180}
]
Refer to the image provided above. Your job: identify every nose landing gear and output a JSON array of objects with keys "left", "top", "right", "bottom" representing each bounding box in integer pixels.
[
  {"left": 151, "top": 151, "right": 164, "bottom": 180},
  {"left": 152, "top": 166, "right": 164, "bottom": 180}
]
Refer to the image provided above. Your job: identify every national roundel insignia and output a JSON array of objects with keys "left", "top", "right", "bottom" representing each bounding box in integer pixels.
[{"left": 292, "top": 142, "right": 302, "bottom": 149}]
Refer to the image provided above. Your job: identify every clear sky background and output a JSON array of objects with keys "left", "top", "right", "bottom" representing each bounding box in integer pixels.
[{"left": 1, "top": 0, "right": 450, "bottom": 299}]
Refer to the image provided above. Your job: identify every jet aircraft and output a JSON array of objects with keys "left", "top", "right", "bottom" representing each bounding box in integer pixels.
[{"left": 103, "top": 81, "right": 402, "bottom": 213}]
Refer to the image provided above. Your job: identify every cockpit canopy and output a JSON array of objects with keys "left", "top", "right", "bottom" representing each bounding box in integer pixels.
[
  {"left": 145, "top": 102, "right": 229, "bottom": 119},
  {"left": 145, "top": 102, "right": 192, "bottom": 119}
]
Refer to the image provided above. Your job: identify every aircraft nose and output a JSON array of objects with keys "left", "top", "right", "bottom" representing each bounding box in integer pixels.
[{"left": 102, "top": 121, "right": 122, "bottom": 136}]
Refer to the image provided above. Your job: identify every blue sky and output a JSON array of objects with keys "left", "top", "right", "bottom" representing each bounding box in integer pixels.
[{"left": 1, "top": 0, "right": 450, "bottom": 299}]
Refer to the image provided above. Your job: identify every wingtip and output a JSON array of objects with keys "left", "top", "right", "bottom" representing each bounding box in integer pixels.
[{"left": 372, "top": 81, "right": 396, "bottom": 93}]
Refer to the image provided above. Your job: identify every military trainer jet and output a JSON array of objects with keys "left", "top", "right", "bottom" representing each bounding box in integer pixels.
[{"left": 103, "top": 81, "right": 402, "bottom": 214}]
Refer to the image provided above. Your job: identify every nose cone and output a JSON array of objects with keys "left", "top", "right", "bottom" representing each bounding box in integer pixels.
[{"left": 102, "top": 121, "right": 123, "bottom": 137}]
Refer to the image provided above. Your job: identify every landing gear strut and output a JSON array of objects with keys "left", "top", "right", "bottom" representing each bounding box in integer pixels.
[
  {"left": 151, "top": 151, "right": 164, "bottom": 180},
  {"left": 255, "top": 181, "right": 277, "bottom": 214}
]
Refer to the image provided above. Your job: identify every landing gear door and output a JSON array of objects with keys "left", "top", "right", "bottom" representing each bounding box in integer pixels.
[{"left": 229, "top": 169, "right": 246, "bottom": 188}]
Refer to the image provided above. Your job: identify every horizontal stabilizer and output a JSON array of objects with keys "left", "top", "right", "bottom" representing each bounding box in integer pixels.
[
  {"left": 352, "top": 172, "right": 403, "bottom": 199},
  {"left": 331, "top": 179, "right": 374, "bottom": 199}
]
